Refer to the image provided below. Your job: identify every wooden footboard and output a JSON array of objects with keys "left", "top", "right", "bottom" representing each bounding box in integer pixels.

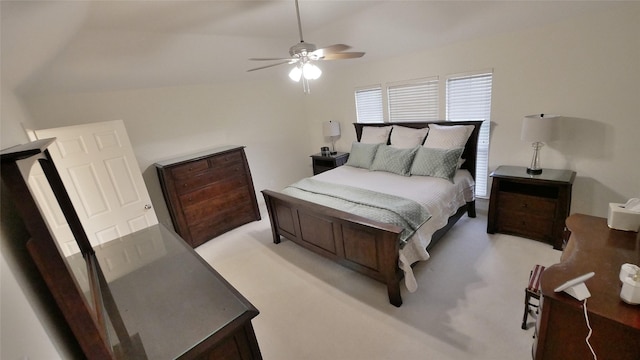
[{"left": 262, "top": 189, "right": 405, "bottom": 306}]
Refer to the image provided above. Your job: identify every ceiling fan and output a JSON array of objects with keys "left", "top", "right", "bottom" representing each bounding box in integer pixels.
[{"left": 247, "top": 0, "right": 365, "bottom": 93}]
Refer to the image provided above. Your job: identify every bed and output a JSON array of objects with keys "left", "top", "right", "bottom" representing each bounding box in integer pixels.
[{"left": 262, "top": 121, "right": 482, "bottom": 306}]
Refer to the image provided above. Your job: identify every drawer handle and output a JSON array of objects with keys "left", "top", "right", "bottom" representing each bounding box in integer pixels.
[
  {"left": 183, "top": 183, "right": 188, "bottom": 187},
  {"left": 521, "top": 203, "right": 528, "bottom": 208}
]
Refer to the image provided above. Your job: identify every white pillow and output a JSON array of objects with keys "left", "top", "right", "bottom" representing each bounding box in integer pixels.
[
  {"left": 360, "top": 126, "right": 392, "bottom": 144},
  {"left": 423, "top": 124, "right": 474, "bottom": 149},
  {"left": 389, "top": 126, "right": 429, "bottom": 149}
]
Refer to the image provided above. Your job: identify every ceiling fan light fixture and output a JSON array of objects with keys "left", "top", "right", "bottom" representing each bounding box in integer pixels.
[
  {"left": 248, "top": 0, "right": 364, "bottom": 94},
  {"left": 288, "top": 66, "right": 302, "bottom": 82},
  {"left": 302, "top": 62, "right": 321, "bottom": 80}
]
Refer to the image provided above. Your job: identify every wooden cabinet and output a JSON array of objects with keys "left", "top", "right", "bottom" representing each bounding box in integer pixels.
[
  {"left": 487, "top": 165, "right": 575, "bottom": 249},
  {"left": 156, "top": 146, "right": 260, "bottom": 248},
  {"left": 534, "top": 214, "right": 640, "bottom": 360},
  {"left": 311, "top": 152, "right": 349, "bottom": 175}
]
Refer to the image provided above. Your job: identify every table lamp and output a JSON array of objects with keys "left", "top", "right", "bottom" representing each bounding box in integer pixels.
[
  {"left": 521, "top": 114, "right": 557, "bottom": 175},
  {"left": 323, "top": 121, "right": 340, "bottom": 155}
]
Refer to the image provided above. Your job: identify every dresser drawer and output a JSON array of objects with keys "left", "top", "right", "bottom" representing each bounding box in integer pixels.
[
  {"left": 188, "top": 205, "right": 257, "bottom": 247},
  {"left": 170, "top": 158, "right": 209, "bottom": 179},
  {"left": 182, "top": 186, "right": 252, "bottom": 225},
  {"left": 174, "top": 164, "right": 246, "bottom": 195},
  {"left": 179, "top": 176, "right": 249, "bottom": 207},
  {"left": 498, "top": 192, "right": 556, "bottom": 218},
  {"left": 209, "top": 150, "right": 243, "bottom": 168},
  {"left": 497, "top": 211, "right": 554, "bottom": 239}
]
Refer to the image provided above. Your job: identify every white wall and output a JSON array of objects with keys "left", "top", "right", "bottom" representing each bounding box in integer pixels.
[
  {"left": 23, "top": 79, "right": 311, "bottom": 228},
  {"left": 304, "top": 3, "right": 640, "bottom": 217}
]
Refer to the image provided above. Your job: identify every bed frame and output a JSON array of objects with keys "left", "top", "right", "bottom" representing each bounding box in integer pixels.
[{"left": 262, "top": 121, "right": 482, "bottom": 306}]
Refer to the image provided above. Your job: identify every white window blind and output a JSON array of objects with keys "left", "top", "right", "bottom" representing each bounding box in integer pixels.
[
  {"left": 355, "top": 86, "right": 384, "bottom": 123},
  {"left": 387, "top": 78, "right": 438, "bottom": 122},
  {"left": 446, "top": 72, "right": 492, "bottom": 197}
]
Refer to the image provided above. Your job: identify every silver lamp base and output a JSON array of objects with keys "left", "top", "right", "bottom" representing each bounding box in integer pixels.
[{"left": 527, "top": 142, "right": 544, "bottom": 175}]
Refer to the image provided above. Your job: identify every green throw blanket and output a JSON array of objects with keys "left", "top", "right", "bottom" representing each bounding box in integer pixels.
[{"left": 282, "top": 178, "right": 431, "bottom": 247}]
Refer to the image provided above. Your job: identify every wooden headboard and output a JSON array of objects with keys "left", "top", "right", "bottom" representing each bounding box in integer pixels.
[{"left": 353, "top": 121, "right": 483, "bottom": 180}]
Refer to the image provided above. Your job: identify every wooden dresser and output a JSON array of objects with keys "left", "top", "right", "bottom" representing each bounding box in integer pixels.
[
  {"left": 156, "top": 146, "right": 260, "bottom": 248},
  {"left": 487, "top": 165, "right": 575, "bottom": 249},
  {"left": 1, "top": 139, "right": 263, "bottom": 360},
  {"left": 535, "top": 214, "right": 640, "bottom": 360}
]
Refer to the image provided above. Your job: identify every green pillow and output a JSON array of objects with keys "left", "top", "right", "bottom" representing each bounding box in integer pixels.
[
  {"left": 410, "top": 147, "right": 464, "bottom": 182},
  {"left": 345, "top": 142, "right": 380, "bottom": 169},
  {"left": 370, "top": 145, "right": 418, "bottom": 176}
]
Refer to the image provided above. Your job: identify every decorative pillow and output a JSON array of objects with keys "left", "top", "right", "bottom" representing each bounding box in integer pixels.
[
  {"left": 370, "top": 145, "right": 418, "bottom": 176},
  {"left": 390, "top": 126, "right": 429, "bottom": 149},
  {"left": 423, "top": 124, "right": 474, "bottom": 149},
  {"left": 360, "top": 126, "right": 392, "bottom": 144},
  {"left": 410, "top": 147, "right": 465, "bottom": 182},
  {"left": 345, "top": 142, "right": 380, "bottom": 169}
]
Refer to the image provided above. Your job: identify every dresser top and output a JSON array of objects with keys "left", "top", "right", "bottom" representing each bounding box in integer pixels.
[
  {"left": 155, "top": 145, "right": 244, "bottom": 167},
  {"left": 66, "top": 223, "right": 258, "bottom": 359},
  {"left": 541, "top": 214, "right": 640, "bottom": 329}
]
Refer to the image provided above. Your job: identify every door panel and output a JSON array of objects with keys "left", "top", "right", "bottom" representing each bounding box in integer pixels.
[{"left": 31, "top": 120, "right": 158, "bottom": 257}]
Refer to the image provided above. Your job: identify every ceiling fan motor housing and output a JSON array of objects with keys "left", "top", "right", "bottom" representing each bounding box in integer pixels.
[{"left": 290, "top": 41, "right": 317, "bottom": 57}]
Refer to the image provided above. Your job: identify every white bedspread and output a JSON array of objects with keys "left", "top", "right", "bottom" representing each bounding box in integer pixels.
[{"left": 313, "top": 165, "right": 475, "bottom": 292}]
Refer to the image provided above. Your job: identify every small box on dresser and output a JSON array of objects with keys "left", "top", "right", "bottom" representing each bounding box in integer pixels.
[{"left": 156, "top": 145, "right": 260, "bottom": 248}]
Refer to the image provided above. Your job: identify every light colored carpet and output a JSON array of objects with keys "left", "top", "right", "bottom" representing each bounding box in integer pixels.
[{"left": 195, "top": 199, "right": 561, "bottom": 360}]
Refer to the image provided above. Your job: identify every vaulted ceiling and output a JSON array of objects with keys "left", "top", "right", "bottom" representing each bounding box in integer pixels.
[{"left": 1, "top": 1, "right": 616, "bottom": 96}]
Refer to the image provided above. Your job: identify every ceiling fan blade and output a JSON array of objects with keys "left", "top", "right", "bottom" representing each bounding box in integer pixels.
[
  {"left": 315, "top": 44, "right": 351, "bottom": 54},
  {"left": 320, "top": 52, "right": 366, "bottom": 60},
  {"left": 247, "top": 61, "right": 291, "bottom": 72},
  {"left": 249, "top": 57, "right": 295, "bottom": 61}
]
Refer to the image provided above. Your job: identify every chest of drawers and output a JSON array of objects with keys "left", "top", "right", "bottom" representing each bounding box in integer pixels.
[{"left": 156, "top": 146, "right": 260, "bottom": 247}]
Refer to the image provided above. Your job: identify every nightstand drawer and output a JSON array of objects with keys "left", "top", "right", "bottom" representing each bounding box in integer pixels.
[
  {"left": 497, "top": 211, "right": 554, "bottom": 239},
  {"left": 498, "top": 192, "right": 556, "bottom": 218}
]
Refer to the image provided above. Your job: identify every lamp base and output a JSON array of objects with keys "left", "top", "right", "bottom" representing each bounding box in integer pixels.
[{"left": 527, "top": 167, "right": 543, "bottom": 175}]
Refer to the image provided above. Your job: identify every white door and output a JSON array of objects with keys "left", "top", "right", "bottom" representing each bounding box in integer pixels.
[{"left": 31, "top": 120, "right": 158, "bottom": 256}]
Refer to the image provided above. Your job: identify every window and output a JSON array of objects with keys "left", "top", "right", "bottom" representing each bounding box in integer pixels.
[
  {"left": 387, "top": 78, "right": 438, "bottom": 122},
  {"left": 446, "top": 72, "right": 492, "bottom": 197},
  {"left": 355, "top": 86, "right": 384, "bottom": 123},
  {"left": 354, "top": 71, "right": 493, "bottom": 197}
]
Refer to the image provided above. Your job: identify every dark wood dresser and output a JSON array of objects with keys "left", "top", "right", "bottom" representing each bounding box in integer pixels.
[
  {"left": 487, "top": 165, "right": 575, "bottom": 249},
  {"left": 1, "top": 139, "right": 263, "bottom": 360},
  {"left": 535, "top": 214, "right": 640, "bottom": 360},
  {"left": 156, "top": 146, "right": 260, "bottom": 248}
]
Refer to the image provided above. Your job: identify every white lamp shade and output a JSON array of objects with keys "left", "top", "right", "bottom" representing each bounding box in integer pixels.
[
  {"left": 323, "top": 121, "right": 340, "bottom": 137},
  {"left": 302, "top": 63, "right": 322, "bottom": 80},
  {"left": 288, "top": 66, "right": 302, "bottom": 82},
  {"left": 521, "top": 114, "right": 558, "bottom": 142}
]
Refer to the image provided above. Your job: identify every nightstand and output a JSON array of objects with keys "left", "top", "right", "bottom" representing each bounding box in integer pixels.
[
  {"left": 487, "top": 165, "right": 576, "bottom": 250},
  {"left": 311, "top": 152, "right": 349, "bottom": 175}
]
